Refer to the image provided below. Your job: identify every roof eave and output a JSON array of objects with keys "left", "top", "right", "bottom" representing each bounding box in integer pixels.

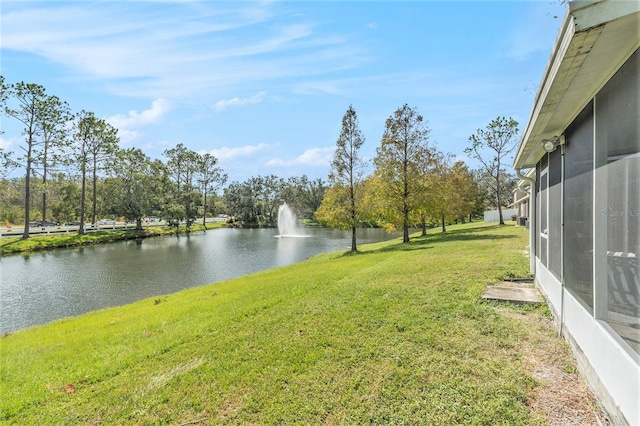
[{"left": 513, "top": 0, "right": 640, "bottom": 170}]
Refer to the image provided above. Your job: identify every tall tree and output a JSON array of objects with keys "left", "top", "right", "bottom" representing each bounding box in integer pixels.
[
  {"left": 372, "top": 104, "right": 432, "bottom": 243},
  {"left": 2, "top": 82, "right": 68, "bottom": 238},
  {"left": 163, "top": 143, "right": 200, "bottom": 230},
  {"left": 163, "top": 143, "right": 190, "bottom": 196},
  {"left": 222, "top": 175, "right": 285, "bottom": 226},
  {"left": 426, "top": 158, "right": 477, "bottom": 233},
  {"left": 316, "top": 105, "right": 366, "bottom": 252},
  {"left": 447, "top": 161, "right": 478, "bottom": 225},
  {"left": 37, "top": 96, "right": 72, "bottom": 224},
  {"left": 299, "top": 176, "right": 326, "bottom": 219},
  {"left": 281, "top": 175, "right": 326, "bottom": 220},
  {"left": 72, "top": 111, "right": 92, "bottom": 234},
  {"left": 258, "top": 175, "right": 285, "bottom": 225},
  {"left": 414, "top": 150, "right": 449, "bottom": 235},
  {"left": 474, "top": 168, "right": 517, "bottom": 214},
  {"left": 224, "top": 180, "right": 259, "bottom": 225},
  {"left": 196, "top": 153, "right": 227, "bottom": 227},
  {"left": 73, "top": 111, "right": 116, "bottom": 234},
  {"left": 103, "top": 148, "right": 168, "bottom": 230},
  {"left": 465, "top": 116, "right": 519, "bottom": 225},
  {"left": 87, "top": 116, "right": 118, "bottom": 225}
]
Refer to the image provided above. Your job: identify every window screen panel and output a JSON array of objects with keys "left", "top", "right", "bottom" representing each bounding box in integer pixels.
[
  {"left": 549, "top": 149, "right": 562, "bottom": 279},
  {"left": 597, "top": 48, "right": 640, "bottom": 353},
  {"left": 564, "top": 101, "right": 594, "bottom": 312}
]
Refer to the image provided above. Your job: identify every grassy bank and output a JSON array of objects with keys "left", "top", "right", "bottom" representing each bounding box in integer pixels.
[
  {"left": 0, "top": 222, "right": 226, "bottom": 256},
  {"left": 2, "top": 223, "right": 560, "bottom": 424}
]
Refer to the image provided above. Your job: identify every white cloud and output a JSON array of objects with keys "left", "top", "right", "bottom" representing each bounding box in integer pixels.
[
  {"left": 214, "top": 91, "right": 267, "bottom": 111},
  {"left": 115, "top": 129, "right": 141, "bottom": 145},
  {"left": 267, "top": 147, "right": 334, "bottom": 168},
  {"left": 0, "top": 136, "right": 19, "bottom": 150},
  {"left": 106, "top": 98, "right": 171, "bottom": 129},
  {"left": 0, "top": 3, "right": 366, "bottom": 99},
  {"left": 207, "top": 142, "right": 273, "bottom": 161}
]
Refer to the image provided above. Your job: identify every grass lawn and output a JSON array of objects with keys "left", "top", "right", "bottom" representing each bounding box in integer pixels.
[{"left": 1, "top": 222, "right": 575, "bottom": 424}]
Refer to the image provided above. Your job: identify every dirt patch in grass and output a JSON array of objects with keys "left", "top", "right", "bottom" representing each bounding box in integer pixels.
[{"left": 497, "top": 307, "right": 609, "bottom": 426}]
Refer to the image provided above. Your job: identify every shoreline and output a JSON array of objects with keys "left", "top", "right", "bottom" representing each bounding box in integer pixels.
[{"left": 0, "top": 222, "right": 225, "bottom": 256}]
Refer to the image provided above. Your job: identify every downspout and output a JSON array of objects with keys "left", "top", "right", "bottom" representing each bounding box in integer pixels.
[
  {"left": 516, "top": 168, "right": 536, "bottom": 276},
  {"left": 559, "top": 142, "right": 566, "bottom": 337}
]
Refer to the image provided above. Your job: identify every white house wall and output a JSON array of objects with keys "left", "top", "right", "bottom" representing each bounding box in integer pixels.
[
  {"left": 535, "top": 259, "right": 562, "bottom": 309},
  {"left": 536, "top": 257, "right": 640, "bottom": 424},
  {"left": 563, "top": 282, "right": 640, "bottom": 425}
]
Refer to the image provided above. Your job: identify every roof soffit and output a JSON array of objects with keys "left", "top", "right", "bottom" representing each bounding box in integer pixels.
[{"left": 514, "top": 2, "right": 640, "bottom": 169}]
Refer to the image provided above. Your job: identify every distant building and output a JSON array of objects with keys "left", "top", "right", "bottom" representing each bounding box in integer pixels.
[
  {"left": 483, "top": 208, "right": 518, "bottom": 223},
  {"left": 513, "top": 1, "right": 639, "bottom": 424},
  {"left": 510, "top": 168, "right": 534, "bottom": 227}
]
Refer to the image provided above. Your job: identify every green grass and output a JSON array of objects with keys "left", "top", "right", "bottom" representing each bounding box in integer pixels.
[
  {"left": 0, "top": 222, "right": 550, "bottom": 424},
  {"left": 0, "top": 222, "right": 226, "bottom": 255}
]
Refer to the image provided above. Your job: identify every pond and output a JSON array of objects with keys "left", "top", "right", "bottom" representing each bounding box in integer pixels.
[{"left": 0, "top": 227, "right": 398, "bottom": 333}]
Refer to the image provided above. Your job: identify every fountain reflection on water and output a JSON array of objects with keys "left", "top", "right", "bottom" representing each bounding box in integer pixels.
[{"left": 276, "top": 202, "right": 309, "bottom": 238}]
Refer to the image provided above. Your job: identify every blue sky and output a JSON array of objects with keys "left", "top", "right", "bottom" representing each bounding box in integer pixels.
[{"left": 1, "top": 1, "right": 565, "bottom": 183}]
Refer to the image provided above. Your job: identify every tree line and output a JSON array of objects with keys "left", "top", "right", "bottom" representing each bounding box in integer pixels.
[
  {"left": 316, "top": 105, "right": 519, "bottom": 251},
  {"left": 0, "top": 78, "right": 231, "bottom": 238},
  {"left": 1, "top": 77, "right": 517, "bottom": 242}
]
